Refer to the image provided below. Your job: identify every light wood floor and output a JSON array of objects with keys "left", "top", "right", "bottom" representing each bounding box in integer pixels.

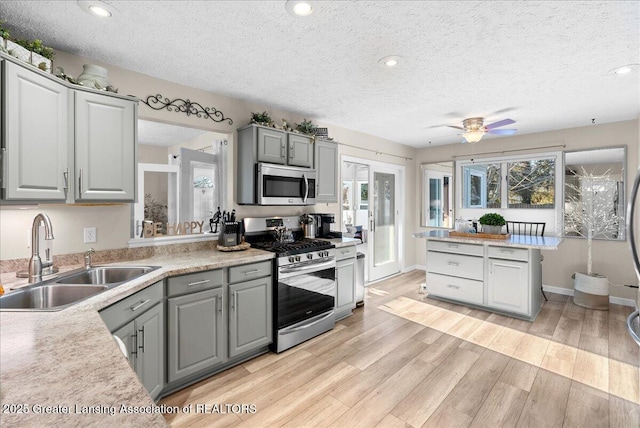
[{"left": 161, "top": 271, "right": 640, "bottom": 427}]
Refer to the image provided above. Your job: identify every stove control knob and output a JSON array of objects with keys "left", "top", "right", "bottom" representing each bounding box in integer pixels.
[
  {"left": 307, "top": 254, "right": 313, "bottom": 259},
  {"left": 295, "top": 256, "right": 301, "bottom": 262},
  {"left": 288, "top": 257, "right": 295, "bottom": 263}
]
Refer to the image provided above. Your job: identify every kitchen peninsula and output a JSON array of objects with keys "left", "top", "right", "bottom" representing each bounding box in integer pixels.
[{"left": 414, "top": 230, "right": 563, "bottom": 320}]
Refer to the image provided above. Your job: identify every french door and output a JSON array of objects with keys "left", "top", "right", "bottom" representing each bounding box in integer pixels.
[{"left": 369, "top": 165, "right": 401, "bottom": 281}]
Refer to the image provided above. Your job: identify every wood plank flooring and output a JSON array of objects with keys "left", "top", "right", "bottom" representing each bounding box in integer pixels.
[{"left": 161, "top": 271, "right": 640, "bottom": 427}]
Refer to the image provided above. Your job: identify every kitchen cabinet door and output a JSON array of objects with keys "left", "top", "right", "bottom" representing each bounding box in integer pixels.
[
  {"left": 336, "top": 257, "right": 356, "bottom": 320},
  {"left": 315, "top": 139, "right": 338, "bottom": 203},
  {"left": 287, "top": 134, "right": 313, "bottom": 167},
  {"left": 112, "top": 320, "right": 136, "bottom": 368},
  {"left": 134, "top": 302, "right": 164, "bottom": 400},
  {"left": 487, "top": 259, "right": 530, "bottom": 315},
  {"left": 3, "top": 60, "right": 69, "bottom": 200},
  {"left": 167, "top": 288, "right": 224, "bottom": 383},
  {"left": 75, "top": 91, "right": 136, "bottom": 201},
  {"left": 257, "top": 127, "right": 286, "bottom": 164},
  {"left": 228, "top": 276, "right": 272, "bottom": 358}
]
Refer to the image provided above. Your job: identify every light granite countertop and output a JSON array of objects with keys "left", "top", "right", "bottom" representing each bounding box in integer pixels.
[
  {"left": 326, "top": 237, "right": 360, "bottom": 248},
  {"left": 0, "top": 248, "right": 274, "bottom": 427},
  {"left": 413, "top": 229, "right": 563, "bottom": 250}
]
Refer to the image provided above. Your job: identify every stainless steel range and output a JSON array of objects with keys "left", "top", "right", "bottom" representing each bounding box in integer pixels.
[{"left": 244, "top": 217, "right": 336, "bottom": 353}]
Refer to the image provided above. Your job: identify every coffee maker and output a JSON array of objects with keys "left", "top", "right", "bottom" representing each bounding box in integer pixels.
[{"left": 313, "top": 213, "right": 335, "bottom": 238}]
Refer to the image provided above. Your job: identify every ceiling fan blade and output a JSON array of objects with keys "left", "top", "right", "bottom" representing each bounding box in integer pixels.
[
  {"left": 485, "top": 118, "right": 515, "bottom": 130},
  {"left": 487, "top": 129, "right": 517, "bottom": 135},
  {"left": 447, "top": 125, "right": 465, "bottom": 130}
]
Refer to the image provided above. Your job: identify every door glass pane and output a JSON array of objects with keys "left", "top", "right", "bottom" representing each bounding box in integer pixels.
[
  {"left": 462, "top": 163, "right": 501, "bottom": 208},
  {"left": 429, "top": 177, "right": 442, "bottom": 227},
  {"left": 374, "top": 172, "right": 395, "bottom": 266}
]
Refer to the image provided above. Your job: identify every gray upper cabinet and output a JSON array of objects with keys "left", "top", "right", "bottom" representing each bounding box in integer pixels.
[
  {"left": 167, "top": 287, "right": 224, "bottom": 383},
  {"left": 315, "top": 139, "right": 339, "bottom": 203},
  {"left": 2, "top": 60, "right": 69, "bottom": 200},
  {"left": 228, "top": 276, "right": 272, "bottom": 358},
  {"left": 1, "top": 55, "right": 137, "bottom": 203},
  {"left": 287, "top": 134, "right": 313, "bottom": 167},
  {"left": 75, "top": 91, "right": 136, "bottom": 201},
  {"left": 257, "top": 127, "right": 287, "bottom": 164}
]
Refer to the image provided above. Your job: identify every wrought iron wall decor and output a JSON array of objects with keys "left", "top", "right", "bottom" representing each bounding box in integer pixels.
[{"left": 141, "top": 93, "right": 233, "bottom": 125}]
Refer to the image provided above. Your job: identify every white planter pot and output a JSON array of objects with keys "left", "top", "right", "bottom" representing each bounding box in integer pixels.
[
  {"left": 573, "top": 271, "right": 609, "bottom": 310},
  {"left": 481, "top": 225, "right": 503, "bottom": 234}
]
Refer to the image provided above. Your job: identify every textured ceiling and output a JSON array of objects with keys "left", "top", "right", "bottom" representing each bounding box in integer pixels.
[{"left": 1, "top": 1, "right": 638, "bottom": 147}]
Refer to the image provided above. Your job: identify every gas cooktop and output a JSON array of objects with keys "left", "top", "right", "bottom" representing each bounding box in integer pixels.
[{"left": 250, "top": 239, "right": 334, "bottom": 256}]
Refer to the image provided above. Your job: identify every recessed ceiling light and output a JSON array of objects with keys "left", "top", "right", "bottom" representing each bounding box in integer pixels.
[
  {"left": 285, "top": 1, "right": 316, "bottom": 17},
  {"left": 610, "top": 64, "right": 638, "bottom": 75},
  {"left": 78, "top": 0, "right": 117, "bottom": 18},
  {"left": 379, "top": 55, "right": 403, "bottom": 68}
]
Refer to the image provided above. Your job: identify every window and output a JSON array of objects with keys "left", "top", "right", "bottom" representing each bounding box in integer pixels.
[
  {"left": 462, "top": 163, "right": 501, "bottom": 208},
  {"left": 507, "top": 159, "right": 555, "bottom": 208}
]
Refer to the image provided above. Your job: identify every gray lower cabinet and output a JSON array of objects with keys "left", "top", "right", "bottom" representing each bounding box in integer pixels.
[
  {"left": 335, "top": 245, "right": 357, "bottom": 320},
  {"left": 228, "top": 276, "right": 272, "bottom": 358},
  {"left": 167, "top": 287, "right": 224, "bottom": 383},
  {"left": 314, "top": 139, "right": 338, "bottom": 203},
  {"left": 100, "top": 281, "right": 164, "bottom": 400}
]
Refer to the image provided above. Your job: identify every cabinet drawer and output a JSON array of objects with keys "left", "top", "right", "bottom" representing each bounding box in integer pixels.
[
  {"left": 100, "top": 281, "right": 163, "bottom": 331},
  {"left": 427, "top": 251, "right": 484, "bottom": 281},
  {"left": 335, "top": 245, "right": 356, "bottom": 261},
  {"left": 167, "top": 269, "right": 223, "bottom": 297},
  {"left": 228, "top": 261, "right": 272, "bottom": 284},
  {"left": 427, "top": 273, "right": 483, "bottom": 305},
  {"left": 428, "top": 240, "right": 483, "bottom": 256},
  {"left": 488, "top": 246, "right": 529, "bottom": 261}
]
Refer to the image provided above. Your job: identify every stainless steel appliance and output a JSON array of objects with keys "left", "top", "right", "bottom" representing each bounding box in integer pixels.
[
  {"left": 244, "top": 216, "right": 336, "bottom": 353},
  {"left": 313, "top": 213, "right": 335, "bottom": 238},
  {"left": 626, "top": 167, "right": 640, "bottom": 346},
  {"left": 255, "top": 163, "right": 316, "bottom": 205}
]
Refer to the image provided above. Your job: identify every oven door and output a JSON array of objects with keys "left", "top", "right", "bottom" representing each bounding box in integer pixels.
[
  {"left": 257, "top": 163, "right": 316, "bottom": 205},
  {"left": 276, "top": 259, "right": 336, "bottom": 330}
]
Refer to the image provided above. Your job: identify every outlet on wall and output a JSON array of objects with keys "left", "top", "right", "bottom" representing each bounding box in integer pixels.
[{"left": 84, "top": 227, "right": 97, "bottom": 244}]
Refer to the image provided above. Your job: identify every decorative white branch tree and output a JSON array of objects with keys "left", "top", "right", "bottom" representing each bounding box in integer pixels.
[{"left": 564, "top": 167, "right": 621, "bottom": 275}]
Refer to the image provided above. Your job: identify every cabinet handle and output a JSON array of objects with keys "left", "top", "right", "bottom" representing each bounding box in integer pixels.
[
  {"left": 447, "top": 262, "right": 459, "bottom": 267},
  {"left": 78, "top": 168, "right": 83, "bottom": 195},
  {"left": 243, "top": 270, "right": 260, "bottom": 276},
  {"left": 447, "top": 284, "right": 460, "bottom": 290},
  {"left": 187, "top": 279, "right": 211, "bottom": 287},
  {"left": 131, "top": 333, "right": 138, "bottom": 357},
  {"left": 217, "top": 295, "right": 223, "bottom": 315},
  {"left": 231, "top": 292, "right": 236, "bottom": 310},
  {"left": 281, "top": 144, "right": 285, "bottom": 158},
  {"left": 499, "top": 249, "right": 515, "bottom": 254},
  {"left": 341, "top": 249, "right": 350, "bottom": 254},
  {"left": 130, "top": 299, "right": 150, "bottom": 312},
  {"left": 448, "top": 244, "right": 459, "bottom": 248},
  {"left": 63, "top": 169, "right": 69, "bottom": 191},
  {"left": 138, "top": 327, "right": 145, "bottom": 352}
]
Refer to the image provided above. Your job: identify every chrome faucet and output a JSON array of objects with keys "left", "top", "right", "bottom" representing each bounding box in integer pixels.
[
  {"left": 84, "top": 248, "right": 95, "bottom": 269},
  {"left": 28, "top": 213, "right": 54, "bottom": 283}
]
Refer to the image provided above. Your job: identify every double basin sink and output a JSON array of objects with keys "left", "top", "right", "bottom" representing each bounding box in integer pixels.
[{"left": 0, "top": 266, "right": 160, "bottom": 311}]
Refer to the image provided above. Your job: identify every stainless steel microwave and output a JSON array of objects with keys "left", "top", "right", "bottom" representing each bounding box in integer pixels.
[{"left": 256, "top": 163, "right": 316, "bottom": 205}]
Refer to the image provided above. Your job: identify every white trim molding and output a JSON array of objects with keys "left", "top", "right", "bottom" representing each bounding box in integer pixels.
[{"left": 542, "top": 284, "right": 637, "bottom": 308}]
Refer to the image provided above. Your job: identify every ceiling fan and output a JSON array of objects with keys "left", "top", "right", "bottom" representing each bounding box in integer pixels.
[{"left": 448, "top": 117, "right": 517, "bottom": 144}]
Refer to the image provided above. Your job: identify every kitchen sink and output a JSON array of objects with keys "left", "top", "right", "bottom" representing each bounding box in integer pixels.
[
  {"left": 0, "top": 265, "right": 160, "bottom": 311},
  {"left": 55, "top": 266, "right": 156, "bottom": 285},
  {"left": 0, "top": 285, "right": 108, "bottom": 310}
]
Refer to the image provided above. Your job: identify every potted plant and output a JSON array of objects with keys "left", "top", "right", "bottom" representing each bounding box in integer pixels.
[
  {"left": 250, "top": 111, "right": 273, "bottom": 126},
  {"left": 295, "top": 118, "right": 318, "bottom": 136},
  {"left": 564, "top": 167, "right": 620, "bottom": 309},
  {"left": 478, "top": 212, "right": 506, "bottom": 234}
]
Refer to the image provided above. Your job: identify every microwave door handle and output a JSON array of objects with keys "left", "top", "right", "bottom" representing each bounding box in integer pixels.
[{"left": 303, "top": 174, "right": 309, "bottom": 204}]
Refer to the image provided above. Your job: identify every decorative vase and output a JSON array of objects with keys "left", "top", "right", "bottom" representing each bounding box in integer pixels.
[
  {"left": 481, "top": 225, "right": 503, "bottom": 234},
  {"left": 77, "top": 64, "right": 110, "bottom": 89}
]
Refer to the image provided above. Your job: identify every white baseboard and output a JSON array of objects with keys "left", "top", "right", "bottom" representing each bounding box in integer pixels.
[
  {"left": 543, "top": 284, "right": 636, "bottom": 308},
  {"left": 403, "top": 265, "right": 425, "bottom": 272}
]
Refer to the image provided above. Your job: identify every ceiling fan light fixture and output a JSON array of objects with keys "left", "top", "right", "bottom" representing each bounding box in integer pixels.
[
  {"left": 463, "top": 131, "right": 484, "bottom": 144},
  {"left": 285, "top": 1, "right": 316, "bottom": 17},
  {"left": 78, "top": 0, "right": 116, "bottom": 18}
]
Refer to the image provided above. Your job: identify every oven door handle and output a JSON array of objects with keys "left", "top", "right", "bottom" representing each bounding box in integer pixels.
[
  {"left": 280, "top": 258, "right": 335, "bottom": 274},
  {"left": 280, "top": 311, "right": 335, "bottom": 335}
]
